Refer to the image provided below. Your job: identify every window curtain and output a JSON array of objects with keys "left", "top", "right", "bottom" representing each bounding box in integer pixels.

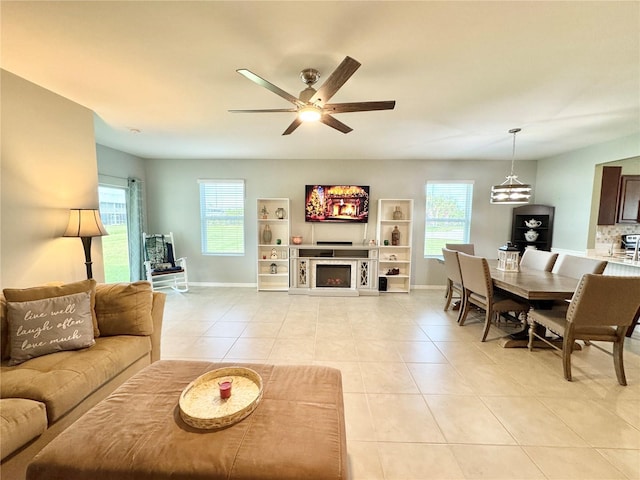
[{"left": 127, "top": 177, "right": 146, "bottom": 281}]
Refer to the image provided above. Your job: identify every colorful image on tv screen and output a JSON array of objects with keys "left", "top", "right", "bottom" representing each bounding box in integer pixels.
[{"left": 304, "top": 185, "right": 369, "bottom": 223}]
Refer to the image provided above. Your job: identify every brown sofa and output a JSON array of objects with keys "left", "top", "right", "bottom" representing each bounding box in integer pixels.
[{"left": 0, "top": 280, "right": 166, "bottom": 480}]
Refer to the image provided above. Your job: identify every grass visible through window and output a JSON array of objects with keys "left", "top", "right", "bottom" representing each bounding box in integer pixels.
[{"left": 102, "top": 224, "right": 130, "bottom": 282}]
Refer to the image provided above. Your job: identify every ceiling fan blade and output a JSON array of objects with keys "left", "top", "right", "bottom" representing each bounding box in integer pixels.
[
  {"left": 229, "top": 108, "right": 297, "bottom": 113},
  {"left": 320, "top": 114, "right": 353, "bottom": 134},
  {"left": 282, "top": 118, "right": 303, "bottom": 136},
  {"left": 236, "top": 69, "right": 304, "bottom": 107},
  {"left": 310, "top": 56, "right": 361, "bottom": 105},
  {"left": 324, "top": 101, "right": 396, "bottom": 113}
]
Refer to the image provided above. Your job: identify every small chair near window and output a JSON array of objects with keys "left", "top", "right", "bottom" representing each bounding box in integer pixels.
[
  {"left": 519, "top": 249, "right": 558, "bottom": 272},
  {"left": 143, "top": 232, "right": 188, "bottom": 292},
  {"left": 442, "top": 248, "right": 464, "bottom": 321},
  {"left": 457, "top": 253, "right": 530, "bottom": 341},
  {"left": 527, "top": 274, "right": 640, "bottom": 385},
  {"left": 445, "top": 243, "right": 475, "bottom": 255}
]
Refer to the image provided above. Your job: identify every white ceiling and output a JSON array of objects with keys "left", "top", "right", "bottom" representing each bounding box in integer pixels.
[{"left": 1, "top": 1, "right": 638, "bottom": 161}]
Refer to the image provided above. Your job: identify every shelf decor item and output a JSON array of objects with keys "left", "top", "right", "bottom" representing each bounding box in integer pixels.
[
  {"left": 391, "top": 226, "right": 400, "bottom": 245},
  {"left": 275, "top": 207, "right": 286, "bottom": 219},
  {"left": 524, "top": 218, "right": 542, "bottom": 228},
  {"left": 524, "top": 229, "right": 539, "bottom": 242},
  {"left": 262, "top": 224, "right": 272, "bottom": 244},
  {"left": 497, "top": 242, "right": 520, "bottom": 272},
  {"left": 270, "top": 263, "right": 277, "bottom": 274},
  {"left": 393, "top": 206, "right": 403, "bottom": 220},
  {"left": 260, "top": 205, "right": 269, "bottom": 219}
]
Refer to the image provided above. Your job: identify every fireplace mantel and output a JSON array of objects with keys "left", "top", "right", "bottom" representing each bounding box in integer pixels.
[{"left": 289, "top": 245, "right": 379, "bottom": 296}]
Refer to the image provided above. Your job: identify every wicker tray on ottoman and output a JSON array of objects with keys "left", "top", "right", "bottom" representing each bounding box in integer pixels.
[
  {"left": 27, "top": 360, "right": 347, "bottom": 480},
  {"left": 179, "top": 366, "right": 263, "bottom": 429}
]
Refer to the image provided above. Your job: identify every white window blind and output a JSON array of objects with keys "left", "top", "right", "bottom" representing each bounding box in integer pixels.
[
  {"left": 199, "top": 179, "right": 245, "bottom": 255},
  {"left": 424, "top": 181, "right": 474, "bottom": 257}
]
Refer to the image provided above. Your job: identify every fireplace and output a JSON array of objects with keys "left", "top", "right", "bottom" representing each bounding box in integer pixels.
[
  {"left": 316, "top": 264, "right": 351, "bottom": 288},
  {"left": 288, "top": 245, "right": 379, "bottom": 296}
]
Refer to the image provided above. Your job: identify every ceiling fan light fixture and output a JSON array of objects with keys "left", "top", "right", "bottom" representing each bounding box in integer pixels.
[
  {"left": 490, "top": 128, "right": 532, "bottom": 204},
  {"left": 298, "top": 105, "right": 322, "bottom": 122}
]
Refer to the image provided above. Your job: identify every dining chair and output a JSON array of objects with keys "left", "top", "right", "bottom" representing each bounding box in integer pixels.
[
  {"left": 457, "top": 253, "right": 530, "bottom": 341},
  {"left": 551, "top": 254, "right": 607, "bottom": 279},
  {"left": 527, "top": 274, "right": 640, "bottom": 385},
  {"left": 442, "top": 248, "right": 464, "bottom": 321},
  {"left": 445, "top": 243, "right": 475, "bottom": 255},
  {"left": 519, "top": 249, "right": 558, "bottom": 272}
]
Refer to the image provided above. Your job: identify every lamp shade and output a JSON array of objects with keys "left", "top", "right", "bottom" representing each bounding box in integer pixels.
[{"left": 63, "top": 209, "right": 108, "bottom": 238}]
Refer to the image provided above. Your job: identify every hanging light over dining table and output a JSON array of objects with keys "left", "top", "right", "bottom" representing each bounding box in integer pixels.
[{"left": 490, "top": 128, "right": 532, "bottom": 204}]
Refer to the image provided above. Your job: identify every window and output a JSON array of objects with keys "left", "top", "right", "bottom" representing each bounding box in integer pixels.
[
  {"left": 98, "top": 185, "right": 131, "bottom": 282},
  {"left": 199, "top": 179, "right": 245, "bottom": 255},
  {"left": 424, "top": 181, "right": 474, "bottom": 257}
]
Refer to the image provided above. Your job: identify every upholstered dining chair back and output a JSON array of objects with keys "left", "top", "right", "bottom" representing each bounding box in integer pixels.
[
  {"left": 551, "top": 254, "right": 607, "bottom": 279},
  {"left": 528, "top": 274, "right": 640, "bottom": 385},
  {"left": 519, "top": 249, "right": 559, "bottom": 272},
  {"left": 442, "top": 248, "right": 463, "bottom": 286},
  {"left": 457, "top": 252, "right": 491, "bottom": 301},
  {"left": 457, "top": 253, "right": 528, "bottom": 341},
  {"left": 442, "top": 248, "right": 464, "bottom": 317},
  {"left": 445, "top": 243, "right": 475, "bottom": 255},
  {"left": 567, "top": 275, "right": 640, "bottom": 328}
]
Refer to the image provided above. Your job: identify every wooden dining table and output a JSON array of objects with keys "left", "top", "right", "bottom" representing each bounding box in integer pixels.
[
  {"left": 487, "top": 261, "right": 580, "bottom": 347},
  {"left": 489, "top": 263, "right": 579, "bottom": 302}
]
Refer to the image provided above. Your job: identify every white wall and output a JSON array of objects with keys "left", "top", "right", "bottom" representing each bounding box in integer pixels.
[
  {"left": 142, "top": 157, "right": 537, "bottom": 287},
  {"left": 1, "top": 70, "right": 102, "bottom": 288},
  {"left": 96, "top": 144, "right": 147, "bottom": 188},
  {"left": 535, "top": 134, "right": 640, "bottom": 253}
]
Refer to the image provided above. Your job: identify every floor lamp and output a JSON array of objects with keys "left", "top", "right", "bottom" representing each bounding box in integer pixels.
[{"left": 63, "top": 209, "right": 109, "bottom": 279}]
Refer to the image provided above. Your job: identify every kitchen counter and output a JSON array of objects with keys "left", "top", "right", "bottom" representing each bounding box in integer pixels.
[{"left": 585, "top": 250, "right": 640, "bottom": 274}]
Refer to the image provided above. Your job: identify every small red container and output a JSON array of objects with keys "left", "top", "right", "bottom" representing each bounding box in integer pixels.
[{"left": 218, "top": 380, "right": 233, "bottom": 399}]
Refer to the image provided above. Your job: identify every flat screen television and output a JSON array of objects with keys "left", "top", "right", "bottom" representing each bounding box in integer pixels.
[{"left": 304, "top": 185, "right": 370, "bottom": 223}]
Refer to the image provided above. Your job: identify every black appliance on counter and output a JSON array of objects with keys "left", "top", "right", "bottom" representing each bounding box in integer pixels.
[{"left": 621, "top": 234, "right": 639, "bottom": 257}]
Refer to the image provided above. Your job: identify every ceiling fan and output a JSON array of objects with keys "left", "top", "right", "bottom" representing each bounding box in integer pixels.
[{"left": 229, "top": 56, "right": 395, "bottom": 135}]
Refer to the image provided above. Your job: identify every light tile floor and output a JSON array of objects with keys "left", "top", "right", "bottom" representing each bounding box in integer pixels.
[{"left": 161, "top": 287, "right": 640, "bottom": 480}]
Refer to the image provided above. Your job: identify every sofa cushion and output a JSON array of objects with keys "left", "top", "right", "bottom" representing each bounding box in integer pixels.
[
  {"left": 0, "top": 335, "right": 151, "bottom": 423},
  {"left": 0, "top": 398, "right": 47, "bottom": 461},
  {"left": 1, "top": 295, "right": 7, "bottom": 361},
  {"left": 6, "top": 291, "right": 95, "bottom": 366},
  {"left": 95, "top": 282, "right": 154, "bottom": 336},
  {"left": 3, "top": 280, "right": 99, "bottom": 347}
]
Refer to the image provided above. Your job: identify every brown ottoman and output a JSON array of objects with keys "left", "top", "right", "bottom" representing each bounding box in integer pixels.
[{"left": 27, "top": 360, "right": 347, "bottom": 480}]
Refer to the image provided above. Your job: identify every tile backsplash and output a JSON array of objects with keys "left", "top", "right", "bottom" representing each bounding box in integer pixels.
[{"left": 595, "top": 224, "right": 640, "bottom": 253}]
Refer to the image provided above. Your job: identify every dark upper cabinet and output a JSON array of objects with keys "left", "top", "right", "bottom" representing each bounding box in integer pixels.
[
  {"left": 597, "top": 166, "right": 621, "bottom": 225},
  {"left": 618, "top": 175, "right": 640, "bottom": 223}
]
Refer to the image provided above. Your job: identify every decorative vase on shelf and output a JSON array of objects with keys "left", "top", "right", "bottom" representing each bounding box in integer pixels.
[
  {"left": 262, "top": 224, "right": 272, "bottom": 244},
  {"left": 391, "top": 226, "right": 400, "bottom": 246},
  {"left": 393, "top": 206, "right": 403, "bottom": 220},
  {"left": 275, "top": 207, "right": 286, "bottom": 219}
]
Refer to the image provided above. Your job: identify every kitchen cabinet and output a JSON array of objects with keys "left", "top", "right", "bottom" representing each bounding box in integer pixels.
[
  {"left": 597, "top": 166, "right": 621, "bottom": 225},
  {"left": 511, "top": 204, "right": 554, "bottom": 255},
  {"left": 617, "top": 175, "right": 640, "bottom": 223}
]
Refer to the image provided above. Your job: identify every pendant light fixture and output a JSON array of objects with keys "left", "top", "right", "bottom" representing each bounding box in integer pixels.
[{"left": 490, "top": 128, "right": 532, "bottom": 204}]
